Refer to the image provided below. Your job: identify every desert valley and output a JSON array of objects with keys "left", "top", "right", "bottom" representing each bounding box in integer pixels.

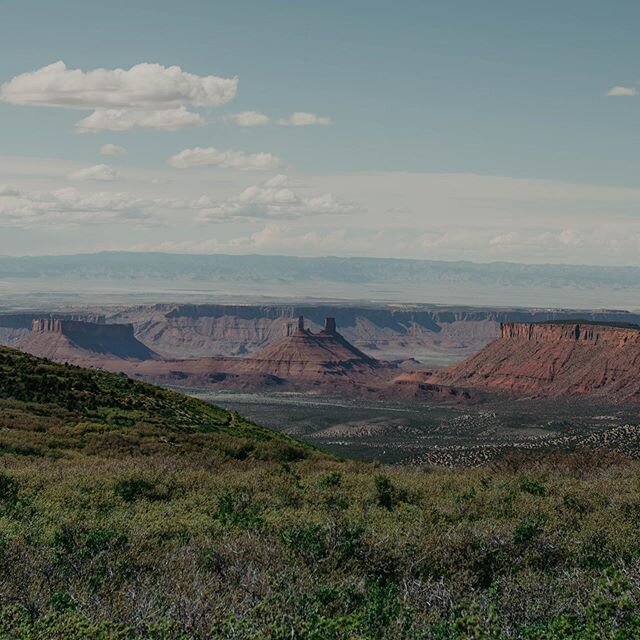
[{"left": 3, "top": 300, "right": 640, "bottom": 466}]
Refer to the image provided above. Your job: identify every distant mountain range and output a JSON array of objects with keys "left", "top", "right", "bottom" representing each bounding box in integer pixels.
[{"left": 2, "top": 252, "right": 640, "bottom": 308}]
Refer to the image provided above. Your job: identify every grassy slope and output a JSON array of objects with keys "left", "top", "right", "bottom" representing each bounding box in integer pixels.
[
  {"left": 0, "top": 346, "right": 639, "bottom": 639},
  {"left": 0, "top": 346, "right": 313, "bottom": 463}
]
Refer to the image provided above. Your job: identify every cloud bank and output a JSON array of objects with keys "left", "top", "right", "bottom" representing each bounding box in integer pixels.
[{"left": 199, "top": 174, "right": 354, "bottom": 222}]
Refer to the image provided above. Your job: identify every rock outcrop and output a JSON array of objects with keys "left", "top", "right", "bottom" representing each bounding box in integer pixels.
[
  {"left": 6, "top": 304, "right": 640, "bottom": 367},
  {"left": 432, "top": 321, "right": 640, "bottom": 402},
  {"left": 123, "top": 304, "right": 640, "bottom": 364},
  {"left": 239, "top": 316, "right": 384, "bottom": 384},
  {"left": 118, "top": 316, "right": 398, "bottom": 395},
  {"left": 17, "top": 319, "right": 159, "bottom": 362}
]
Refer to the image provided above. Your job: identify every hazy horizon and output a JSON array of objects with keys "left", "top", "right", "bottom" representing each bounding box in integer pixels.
[{"left": 2, "top": 252, "right": 640, "bottom": 310}]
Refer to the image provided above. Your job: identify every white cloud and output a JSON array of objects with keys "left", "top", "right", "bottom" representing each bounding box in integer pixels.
[
  {"left": 76, "top": 106, "right": 205, "bottom": 133},
  {"left": 1, "top": 61, "right": 237, "bottom": 134},
  {"left": 489, "top": 231, "right": 519, "bottom": 247},
  {"left": 0, "top": 186, "right": 161, "bottom": 227},
  {"left": 68, "top": 164, "right": 120, "bottom": 182},
  {"left": 169, "top": 147, "right": 282, "bottom": 171},
  {"left": 199, "top": 174, "right": 354, "bottom": 222},
  {"left": 278, "top": 112, "right": 331, "bottom": 126},
  {"left": 0, "top": 61, "right": 238, "bottom": 109},
  {"left": 230, "top": 111, "right": 271, "bottom": 126},
  {"left": 606, "top": 86, "right": 638, "bottom": 97},
  {"left": 558, "top": 228, "right": 582, "bottom": 246},
  {"left": 9, "top": 153, "right": 640, "bottom": 265},
  {"left": 100, "top": 143, "right": 127, "bottom": 156}
]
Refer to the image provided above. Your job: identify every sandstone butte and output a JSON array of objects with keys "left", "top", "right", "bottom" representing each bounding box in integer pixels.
[
  {"left": 17, "top": 319, "right": 159, "bottom": 362},
  {"left": 431, "top": 321, "right": 640, "bottom": 403},
  {"left": 16, "top": 317, "right": 640, "bottom": 405},
  {"left": 16, "top": 316, "right": 406, "bottom": 396}
]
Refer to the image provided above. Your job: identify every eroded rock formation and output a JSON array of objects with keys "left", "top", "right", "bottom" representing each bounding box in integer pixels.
[
  {"left": 432, "top": 322, "right": 640, "bottom": 402},
  {"left": 18, "top": 318, "right": 158, "bottom": 362},
  {"left": 120, "top": 316, "right": 398, "bottom": 394}
]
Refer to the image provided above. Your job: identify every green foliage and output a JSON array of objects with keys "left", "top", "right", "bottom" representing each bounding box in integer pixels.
[
  {"left": 513, "top": 517, "right": 545, "bottom": 545},
  {"left": 374, "top": 474, "right": 395, "bottom": 510},
  {"left": 114, "top": 476, "right": 175, "bottom": 503},
  {"left": 0, "top": 472, "right": 18, "bottom": 508},
  {"left": 214, "top": 488, "right": 264, "bottom": 530},
  {"left": 0, "top": 346, "right": 639, "bottom": 638},
  {"left": 281, "top": 521, "right": 364, "bottom": 566},
  {"left": 520, "top": 477, "right": 547, "bottom": 496}
]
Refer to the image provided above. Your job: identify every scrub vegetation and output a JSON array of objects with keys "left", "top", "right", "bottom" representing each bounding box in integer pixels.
[{"left": 0, "top": 346, "right": 639, "bottom": 639}]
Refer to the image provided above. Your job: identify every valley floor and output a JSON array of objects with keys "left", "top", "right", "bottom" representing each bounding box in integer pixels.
[{"left": 193, "top": 390, "right": 640, "bottom": 465}]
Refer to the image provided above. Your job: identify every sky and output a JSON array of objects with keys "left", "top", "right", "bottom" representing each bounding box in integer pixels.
[{"left": 1, "top": 0, "right": 640, "bottom": 264}]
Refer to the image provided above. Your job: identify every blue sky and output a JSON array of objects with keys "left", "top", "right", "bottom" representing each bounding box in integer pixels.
[{"left": 1, "top": 0, "right": 640, "bottom": 263}]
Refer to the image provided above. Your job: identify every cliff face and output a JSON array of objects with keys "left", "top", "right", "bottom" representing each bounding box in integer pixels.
[
  {"left": 32, "top": 318, "right": 131, "bottom": 339},
  {"left": 243, "top": 316, "right": 382, "bottom": 382},
  {"left": 18, "top": 319, "right": 158, "bottom": 362},
  {"left": 500, "top": 322, "right": 640, "bottom": 345},
  {"left": 6, "top": 305, "right": 640, "bottom": 367},
  {"left": 95, "top": 317, "right": 401, "bottom": 397},
  {"left": 433, "top": 322, "right": 640, "bottom": 402},
  {"left": 125, "top": 305, "right": 640, "bottom": 365}
]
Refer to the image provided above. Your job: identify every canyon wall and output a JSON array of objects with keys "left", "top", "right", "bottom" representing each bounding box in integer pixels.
[
  {"left": 434, "top": 322, "right": 640, "bottom": 402},
  {"left": 5, "top": 305, "right": 640, "bottom": 368},
  {"left": 500, "top": 321, "right": 640, "bottom": 346},
  {"left": 18, "top": 319, "right": 157, "bottom": 362},
  {"left": 122, "top": 305, "right": 640, "bottom": 365}
]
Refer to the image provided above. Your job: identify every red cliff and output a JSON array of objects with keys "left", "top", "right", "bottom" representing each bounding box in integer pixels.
[
  {"left": 432, "top": 322, "right": 640, "bottom": 402},
  {"left": 18, "top": 319, "right": 159, "bottom": 362}
]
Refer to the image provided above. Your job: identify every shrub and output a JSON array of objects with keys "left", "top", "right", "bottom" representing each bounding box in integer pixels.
[
  {"left": 214, "top": 488, "right": 264, "bottom": 529},
  {"left": 113, "top": 476, "right": 174, "bottom": 502},
  {"left": 520, "top": 477, "right": 547, "bottom": 496},
  {"left": 374, "top": 474, "right": 395, "bottom": 510},
  {"left": 513, "top": 517, "right": 545, "bottom": 545},
  {"left": 0, "top": 472, "right": 18, "bottom": 508}
]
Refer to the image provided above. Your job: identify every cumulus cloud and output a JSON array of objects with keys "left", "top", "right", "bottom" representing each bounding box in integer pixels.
[
  {"left": 169, "top": 147, "right": 282, "bottom": 171},
  {"left": 199, "top": 174, "right": 354, "bottom": 222},
  {"left": 67, "top": 164, "right": 120, "bottom": 182},
  {"left": 229, "top": 111, "right": 331, "bottom": 127},
  {"left": 606, "top": 86, "right": 638, "bottom": 97},
  {"left": 278, "top": 112, "right": 331, "bottom": 126},
  {"left": 0, "top": 61, "right": 237, "bottom": 132},
  {"left": 76, "top": 107, "right": 205, "bottom": 133},
  {"left": 230, "top": 111, "right": 271, "bottom": 126},
  {"left": 0, "top": 61, "right": 237, "bottom": 109},
  {"left": 100, "top": 143, "right": 127, "bottom": 156}
]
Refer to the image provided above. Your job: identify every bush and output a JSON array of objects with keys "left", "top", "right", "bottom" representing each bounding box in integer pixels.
[
  {"left": 0, "top": 472, "right": 18, "bottom": 508},
  {"left": 214, "top": 488, "right": 264, "bottom": 529},
  {"left": 513, "top": 517, "right": 545, "bottom": 545},
  {"left": 113, "top": 476, "right": 175, "bottom": 502},
  {"left": 374, "top": 474, "right": 395, "bottom": 510}
]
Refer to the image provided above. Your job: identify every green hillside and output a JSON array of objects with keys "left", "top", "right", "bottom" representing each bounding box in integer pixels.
[
  {"left": 0, "top": 346, "right": 639, "bottom": 639},
  {"left": 0, "top": 346, "right": 312, "bottom": 463}
]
